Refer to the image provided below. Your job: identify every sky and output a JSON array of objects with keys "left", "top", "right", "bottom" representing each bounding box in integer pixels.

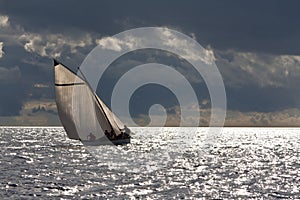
[{"left": 1, "top": 0, "right": 300, "bottom": 126}]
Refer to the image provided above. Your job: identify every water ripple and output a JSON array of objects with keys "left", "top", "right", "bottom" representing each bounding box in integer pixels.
[{"left": 0, "top": 127, "right": 299, "bottom": 199}]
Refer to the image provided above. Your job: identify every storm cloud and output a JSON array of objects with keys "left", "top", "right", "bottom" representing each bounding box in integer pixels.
[
  {"left": 0, "top": 66, "right": 23, "bottom": 115},
  {"left": 0, "top": 0, "right": 300, "bottom": 125}
]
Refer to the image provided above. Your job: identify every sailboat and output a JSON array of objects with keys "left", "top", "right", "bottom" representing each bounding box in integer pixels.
[{"left": 54, "top": 59, "right": 131, "bottom": 145}]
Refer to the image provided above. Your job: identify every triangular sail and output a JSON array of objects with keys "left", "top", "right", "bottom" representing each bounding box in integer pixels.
[
  {"left": 54, "top": 61, "right": 123, "bottom": 141},
  {"left": 95, "top": 95, "right": 125, "bottom": 132},
  {"left": 54, "top": 62, "right": 83, "bottom": 139}
]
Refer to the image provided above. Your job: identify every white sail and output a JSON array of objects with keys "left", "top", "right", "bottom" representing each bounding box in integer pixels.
[
  {"left": 54, "top": 60, "right": 123, "bottom": 141},
  {"left": 54, "top": 61, "right": 82, "bottom": 139},
  {"left": 95, "top": 95, "right": 125, "bottom": 133}
]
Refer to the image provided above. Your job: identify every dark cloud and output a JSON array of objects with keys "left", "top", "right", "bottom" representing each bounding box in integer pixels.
[
  {"left": 0, "top": 84, "right": 23, "bottom": 115},
  {"left": 0, "top": 66, "right": 20, "bottom": 83},
  {"left": 1, "top": 1, "right": 300, "bottom": 54},
  {"left": 95, "top": 49, "right": 210, "bottom": 122},
  {"left": 227, "top": 85, "right": 295, "bottom": 112},
  {"left": 0, "top": 65, "right": 23, "bottom": 115},
  {"left": 0, "top": 1, "right": 300, "bottom": 124},
  {"left": 129, "top": 84, "right": 181, "bottom": 126}
]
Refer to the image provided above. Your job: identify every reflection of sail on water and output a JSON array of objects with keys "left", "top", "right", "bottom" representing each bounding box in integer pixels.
[{"left": 54, "top": 60, "right": 125, "bottom": 142}]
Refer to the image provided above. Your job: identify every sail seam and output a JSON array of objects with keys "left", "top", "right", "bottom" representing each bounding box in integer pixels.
[{"left": 55, "top": 83, "right": 85, "bottom": 86}]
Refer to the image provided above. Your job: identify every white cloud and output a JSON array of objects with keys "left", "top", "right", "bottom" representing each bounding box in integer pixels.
[
  {"left": 161, "top": 28, "right": 216, "bottom": 64},
  {"left": 216, "top": 50, "right": 300, "bottom": 88},
  {"left": 96, "top": 37, "right": 125, "bottom": 52},
  {"left": 95, "top": 35, "right": 139, "bottom": 52},
  {"left": 0, "top": 13, "right": 95, "bottom": 58},
  {"left": 34, "top": 83, "right": 49, "bottom": 88},
  {"left": 95, "top": 28, "right": 215, "bottom": 65},
  {"left": 0, "top": 14, "right": 23, "bottom": 46},
  {"left": 0, "top": 42, "right": 4, "bottom": 58},
  {"left": 19, "top": 33, "right": 93, "bottom": 58},
  {"left": 0, "top": 15, "right": 9, "bottom": 27}
]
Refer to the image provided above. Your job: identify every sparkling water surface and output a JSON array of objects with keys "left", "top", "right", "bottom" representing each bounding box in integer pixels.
[{"left": 0, "top": 127, "right": 299, "bottom": 199}]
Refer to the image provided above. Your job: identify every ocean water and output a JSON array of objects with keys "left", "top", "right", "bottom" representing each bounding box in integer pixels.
[{"left": 0, "top": 127, "right": 299, "bottom": 199}]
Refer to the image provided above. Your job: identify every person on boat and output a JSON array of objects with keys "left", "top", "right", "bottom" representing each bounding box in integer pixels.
[
  {"left": 109, "top": 129, "right": 116, "bottom": 140},
  {"left": 116, "top": 132, "right": 122, "bottom": 140},
  {"left": 120, "top": 125, "right": 131, "bottom": 139},
  {"left": 122, "top": 125, "right": 131, "bottom": 134},
  {"left": 87, "top": 132, "right": 96, "bottom": 141},
  {"left": 104, "top": 130, "right": 110, "bottom": 138}
]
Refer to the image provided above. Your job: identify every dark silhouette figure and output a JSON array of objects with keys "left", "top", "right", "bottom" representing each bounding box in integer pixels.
[
  {"left": 109, "top": 129, "right": 116, "bottom": 139},
  {"left": 122, "top": 125, "right": 131, "bottom": 134},
  {"left": 87, "top": 132, "right": 96, "bottom": 141},
  {"left": 104, "top": 130, "right": 109, "bottom": 138},
  {"left": 120, "top": 125, "right": 131, "bottom": 139}
]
